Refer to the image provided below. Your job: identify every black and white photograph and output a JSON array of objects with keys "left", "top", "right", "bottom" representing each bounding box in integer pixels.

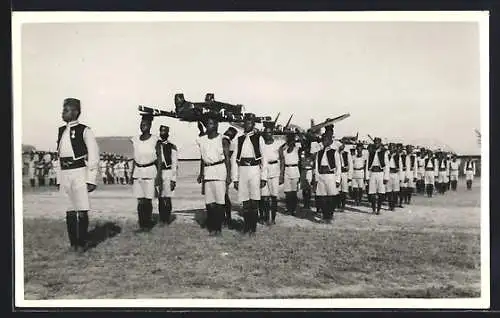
[{"left": 13, "top": 12, "right": 489, "bottom": 308}]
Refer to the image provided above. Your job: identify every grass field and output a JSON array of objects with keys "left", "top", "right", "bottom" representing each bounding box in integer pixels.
[{"left": 22, "top": 162, "right": 481, "bottom": 299}]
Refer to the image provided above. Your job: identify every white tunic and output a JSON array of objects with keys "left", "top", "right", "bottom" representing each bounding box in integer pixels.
[
  {"left": 196, "top": 134, "right": 226, "bottom": 181},
  {"left": 262, "top": 139, "right": 284, "bottom": 179},
  {"left": 283, "top": 144, "right": 300, "bottom": 179},
  {"left": 230, "top": 132, "right": 268, "bottom": 182},
  {"left": 131, "top": 134, "right": 159, "bottom": 179}
]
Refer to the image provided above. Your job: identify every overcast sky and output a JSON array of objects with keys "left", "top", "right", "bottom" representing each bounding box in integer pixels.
[{"left": 21, "top": 21, "right": 481, "bottom": 157}]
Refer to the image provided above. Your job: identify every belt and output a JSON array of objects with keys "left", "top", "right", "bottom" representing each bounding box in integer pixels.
[
  {"left": 439, "top": 168, "right": 447, "bottom": 171},
  {"left": 238, "top": 158, "right": 261, "bottom": 166},
  {"left": 160, "top": 162, "right": 172, "bottom": 170},
  {"left": 268, "top": 160, "right": 278, "bottom": 165},
  {"left": 204, "top": 159, "right": 225, "bottom": 167},
  {"left": 285, "top": 164, "right": 298, "bottom": 167},
  {"left": 370, "top": 166, "right": 383, "bottom": 172},
  {"left": 466, "top": 169, "right": 473, "bottom": 171},
  {"left": 59, "top": 157, "right": 86, "bottom": 170},
  {"left": 134, "top": 160, "right": 157, "bottom": 168},
  {"left": 402, "top": 168, "right": 407, "bottom": 171},
  {"left": 318, "top": 166, "right": 335, "bottom": 174},
  {"left": 341, "top": 167, "right": 349, "bottom": 173},
  {"left": 451, "top": 169, "right": 458, "bottom": 171},
  {"left": 390, "top": 168, "right": 399, "bottom": 173},
  {"left": 425, "top": 168, "right": 435, "bottom": 171}
]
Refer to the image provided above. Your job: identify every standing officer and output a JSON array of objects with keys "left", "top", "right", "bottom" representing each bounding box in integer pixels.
[
  {"left": 424, "top": 149, "right": 438, "bottom": 197},
  {"left": 279, "top": 131, "right": 301, "bottom": 216},
  {"left": 28, "top": 153, "right": 36, "bottom": 187},
  {"left": 416, "top": 148, "right": 427, "bottom": 194},
  {"left": 196, "top": 114, "right": 231, "bottom": 236},
  {"left": 403, "top": 145, "right": 418, "bottom": 204},
  {"left": 338, "top": 143, "right": 353, "bottom": 211},
  {"left": 365, "top": 137, "right": 389, "bottom": 214},
  {"left": 56, "top": 98, "right": 99, "bottom": 252},
  {"left": 351, "top": 143, "right": 366, "bottom": 206},
  {"left": 261, "top": 122, "right": 282, "bottom": 225},
  {"left": 436, "top": 151, "right": 449, "bottom": 195},
  {"left": 312, "top": 132, "right": 341, "bottom": 223},
  {"left": 156, "top": 125, "right": 178, "bottom": 225},
  {"left": 386, "top": 143, "right": 403, "bottom": 211},
  {"left": 449, "top": 155, "right": 460, "bottom": 191},
  {"left": 222, "top": 127, "right": 238, "bottom": 227},
  {"left": 129, "top": 114, "right": 160, "bottom": 232},
  {"left": 231, "top": 113, "right": 268, "bottom": 235},
  {"left": 464, "top": 157, "right": 476, "bottom": 190},
  {"left": 99, "top": 155, "right": 108, "bottom": 184},
  {"left": 299, "top": 143, "right": 315, "bottom": 209}
]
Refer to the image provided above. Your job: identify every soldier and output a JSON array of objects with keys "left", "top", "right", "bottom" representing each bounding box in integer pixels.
[
  {"left": 351, "top": 143, "right": 366, "bottom": 206},
  {"left": 36, "top": 155, "right": 46, "bottom": 186},
  {"left": 156, "top": 125, "right": 178, "bottom": 226},
  {"left": 28, "top": 153, "right": 36, "bottom": 187},
  {"left": 337, "top": 143, "right": 353, "bottom": 211},
  {"left": 47, "top": 153, "right": 56, "bottom": 186},
  {"left": 129, "top": 114, "right": 160, "bottom": 232},
  {"left": 312, "top": 132, "right": 341, "bottom": 223},
  {"left": 403, "top": 145, "right": 418, "bottom": 204},
  {"left": 260, "top": 122, "right": 282, "bottom": 225},
  {"left": 222, "top": 127, "right": 238, "bottom": 227},
  {"left": 99, "top": 155, "right": 107, "bottom": 184},
  {"left": 365, "top": 137, "right": 389, "bottom": 214},
  {"left": 124, "top": 157, "right": 130, "bottom": 185},
  {"left": 464, "top": 157, "right": 476, "bottom": 190},
  {"left": 424, "top": 149, "right": 438, "bottom": 197},
  {"left": 114, "top": 159, "right": 122, "bottom": 184},
  {"left": 196, "top": 114, "right": 231, "bottom": 236},
  {"left": 449, "top": 155, "right": 460, "bottom": 191},
  {"left": 56, "top": 98, "right": 99, "bottom": 252},
  {"left": 348, "top": 146, "right": 356, "bottom": 199},
  {"left": 279, "top": 131, "right": 301, "bottom": 216},
  {"left": 386, "top": 143, "right": 404, "bottom": 211},
  {"left": 416, "top": 148, "right": 427, "bottom": 194},
  {"left": 436, "top": 151, "right": 449, "bottom": 195},
  {"left": 299, "top": 143, "right": 315, "bottom": 209},
  {"left": 231, "top": 113, "right": 268, "bottom": 235}
]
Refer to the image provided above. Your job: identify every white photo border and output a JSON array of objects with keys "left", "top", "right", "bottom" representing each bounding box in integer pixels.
[{"left": 12, "top": 11, "right": 490, "bottom": 309}]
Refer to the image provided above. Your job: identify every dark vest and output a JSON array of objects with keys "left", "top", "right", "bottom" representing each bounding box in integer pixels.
[
  {"left": 341, "top": 151, "right": 349, "bottom": 167},
  {"left": 57, "top": 124, "right": 88, "bottom": 159},
  {"left": 236, "top": 134, "right": 262, "bottom": 161},
  {"left": 401, "top": 154, "right": 407, "bottom": 169},
  {"left": 438, "top": 158, "right": 447, "bottom": 168},
  {"left": 392, "top": 154, "right": 400, "bottom": 169},
  {"left": 317, "top": 148, "right": 336, "bottom": 169},
  {"left": 466, "top": 161, "right": 473, "bottom": 169},
  {"left": 160, "top": 141, "right": 176, "bottom": 167},
  {"left": 368, "top": 149, "right": 386, "bottom": 168},
  {"left": 410, "top": 155, "right": 416, "bottom": 169}
]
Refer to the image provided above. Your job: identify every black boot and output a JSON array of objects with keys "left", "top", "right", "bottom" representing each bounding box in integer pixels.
[
  {"left": 467, "top": 180, "right": 472, "bottom": 190},
  {"left": 165, "top": 198, "right": 172, "bottom": 224},
  {"left": 242, "top": 201, "right": 250, "bottom": 233},
  {"left": 328, "top": 196, "right": 336, "bottom": 221},
  {"left": 369, "top": 194, "right": 376, "bottom": 212},
  {"left": 77, "top": 211, "right": 89, "bottom": 252},
  {"left": 290, "top": 192, "right": 298, "bottom": 216},
  {"left": 137, "top": 200, "right": 145, "bottom": 230},
  {"left": 303, "top": 189, "right": 311, "bottom": 209},
  {"left": 144, "top": 199, "right": 154, "bottom": 230},
  {"left": 426, "top": 184, "right": 433, "bottom": 197},
  {"left": 224, "top": 193, "right": 232, "bottom": 226},
  {"left": 249, "top": 200, "right": 259, "bottom": 234},
  {"left": 377, "top": 194, "right": 384, "bottom": 214},
  {"left": 65, "top": 211, "right": 78, "bottom": 250},
  {"left": 206, "top": 204, "right": 214, "bottom": 234},
  {"left": 261, "top": 196, "right": 270, "bottom": 225},
  {"left": 451, "top": 180, "right": 457, "bottom": 191},
  {"left": 271, "top": 196, "right": 278, "bottom": 224},
  {"left": 407, "top": 190, "right": 413, "bottom": 204},
  {"left": 30, "top": 179, "right": 35, "bottom": 187},
  {"left": 352, "top": 188, "right": 358, "bottom": 206},
  {"left": 214, "top": 204, "right": 224, "bottom": 234},
  {"left": 398, "top": 190, "right": 404, "bottom": 208},
  {"left": 258, "top": 200, "right": 265, "bottom": 224}
]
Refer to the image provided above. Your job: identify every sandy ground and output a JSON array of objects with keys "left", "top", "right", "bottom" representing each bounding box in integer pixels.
[{"left": 22, "top": 162, "right": 481, "bottom": 234}]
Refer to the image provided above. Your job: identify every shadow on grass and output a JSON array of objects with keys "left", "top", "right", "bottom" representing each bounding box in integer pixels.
[{"left": 86, "top": 222, "right": 122, "bottom": 250}]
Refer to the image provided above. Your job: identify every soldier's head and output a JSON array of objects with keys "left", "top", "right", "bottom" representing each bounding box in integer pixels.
[
  {"left": 286, "top": 132, "right": 295, "bottom": 145},
  {"left": 61, "top": 98, "right": 81, "bottom": 123},
  {"left": 321, "top": 132, "right": 333, "bottom": 147},
  {"left": 338, "top": 142, "right": 345, "bottom": 152},
  {"left": 356, "top": 143, "right": 364, "bottom": 156},
  {"left": 243, "top": 113, "right": 256, "bottom": 133},
  {"left": 406, "top": 144, "right": 414, "bottom": 154},
  {"left": 159, "top": 125, "right": 170, "bottom": 140},
  {"left": 373, "top": 137, "right": 382, "bottom": 149},
  {"left": 262, "top": 121, "right": 275, "bottom": 142},
  {"left": 204, "top": 113, "right": 219, "bottom": 134},
  {"left": 140, "top": 114, "right": 153, "bottom": 134}
]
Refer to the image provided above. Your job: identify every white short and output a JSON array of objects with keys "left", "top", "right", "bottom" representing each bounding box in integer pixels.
[
  {"left": 450, "top": 170, "right": 459, "bottom": 181},
  {"left": 59, "top": 167, "right": 90, "bottom": 211},
  {"left": 160, "top": 170, "right": 174, "bottom": 198},
  {"left": 465, "top": 171, "right": 474, "bottom": 181},
  {"left": 316, "top": 173, "right": 339, "bottom": 196},
  {"left": 352, "top": 178, "right": 365, "bottom": 189},
  {"left": 205, "top": 180, "right": 226, "bottom": 204},
  {"left": 237, "top": 166, "right": 261, "bottom": 202},
  {"left": 385, "top": 173, "right": 400, "bottom": 192},
  {"left": 28, "top": 170, "right": 35, "bottom": 179},
  {"left": 368, "top": 171, "right": 385, "bottom": 194},
  {"left": 262, "top": 177, "right": 279, "bottom": 197},
  {"left": 133, "top": 178, "right": 155, "bottom": 199},
  {"left": 405, "top": 177, "right": 416, "bottom": 189},
  {"left": 283, "top": 177, "right": 299, "bottom": 192},
  {"left": 437, "top": 171, "right": 448, "bottom": 183},
  {"left": 424, "top": 171, "right": 435, "bottom": 185},
  {"left": 340, "top": 172, "right": 350, "bottom": 192}
]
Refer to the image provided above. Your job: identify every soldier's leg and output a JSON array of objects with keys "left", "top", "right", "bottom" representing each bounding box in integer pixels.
[
  {"left": 250, "top": 200, "right": 259, "bottom": 234},
  {"left": 224, "top": 193, "right": 232, "bottom": 226},
  {"left": 206, "top": 203, "right": 217, "bottom": 234},
  {"left": 30, "top": 178, "right": 35, "bottom": 187},
  {"left": 271, "top": 196, "right": 278, "bottom": 224},
  {"left": 242, "top": 200, "right": 250, "bottom": 233},
  {"left": 65, "top": 210, "right": 78, "bottom": 250},
  {"left": 77, "top": 210, "right": 89, "bottom": 250},
  {"left": 261, "top": 196, "right": 269, "bottom": 224}
]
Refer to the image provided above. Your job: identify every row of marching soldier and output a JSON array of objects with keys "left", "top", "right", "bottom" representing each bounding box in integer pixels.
[{"left": 52, "top": 98, "right": 478, "bottom": 253}]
